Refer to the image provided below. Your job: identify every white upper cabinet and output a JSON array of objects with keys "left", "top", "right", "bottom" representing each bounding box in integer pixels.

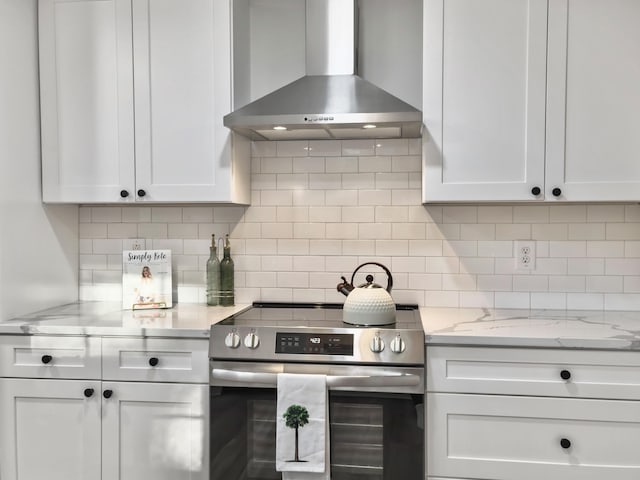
[
  {"left": 546, "top": 0, "right": 640, "bottom": 202},
  {"left": 39, "top": 0, "right": 250, "bottom": 204},
  {"left": 423, "top": 0, "right": 640, "bottom": 203}
]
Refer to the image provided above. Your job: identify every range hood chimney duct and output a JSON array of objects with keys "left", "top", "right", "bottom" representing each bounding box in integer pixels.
[{"left": 224, "top": 0, "right": 422, "bottom": 141}]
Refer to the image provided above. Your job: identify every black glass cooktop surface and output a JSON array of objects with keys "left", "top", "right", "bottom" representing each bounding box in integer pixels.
[{"left": 217, "top": 302, "right": 423, "bottom": 330}]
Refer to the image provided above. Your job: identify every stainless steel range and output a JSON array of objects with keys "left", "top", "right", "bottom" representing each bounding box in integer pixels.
[{"left": 209, "top": 302, "right": 425, "bottom": 480}]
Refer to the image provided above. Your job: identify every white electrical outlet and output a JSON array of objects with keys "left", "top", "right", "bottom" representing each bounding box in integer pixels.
[
  {"left": 515, "top": 240, "right": 536, "bottom": 271},
  {"left": 125, "top": 238, "right": 146, "bottom": 251}
]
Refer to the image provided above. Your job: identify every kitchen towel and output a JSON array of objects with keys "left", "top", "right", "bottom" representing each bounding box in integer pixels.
[{"left": 276, "top": 373, "right": 330, "bottom": 480}]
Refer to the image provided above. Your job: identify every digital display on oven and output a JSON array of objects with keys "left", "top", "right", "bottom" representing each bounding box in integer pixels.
[{"left": 275, "top": 333, "right": 354, "bottom": 355}]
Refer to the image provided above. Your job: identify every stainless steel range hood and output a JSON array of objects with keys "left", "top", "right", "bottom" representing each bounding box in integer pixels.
[{"left": 224, "top": 0, "right": 422, "bottom": 141}]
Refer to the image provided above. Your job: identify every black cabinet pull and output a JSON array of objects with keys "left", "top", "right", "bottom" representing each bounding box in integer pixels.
[
  {"left": 120, "top": 190, "right": 129, "bottom": 198},
  {"left": 560, "top": 438, "right": 571, "bottom": 449},
  {"left": 41, "top": 354, "right": 53, "bottom": 364},
  {"left": 148, "top": 357, "right": 159, "bottom": 367},
  {"left": 103, "top": 389, "right": 113, "bottom": 399},
  {"left": 531, "top": 186, "right": 541, "bottom": 196},
  {"left": 552, "top": 187, "right": 562, "bottom": 197},
  {"left": 560, "top": 369, "right": 571, "bottom": 380},
  {"left": 84, "top": 388, "right": 94, "bottom": 398},
  {"left": 137, "top": 189, "right": 146, "bottom": 197}
]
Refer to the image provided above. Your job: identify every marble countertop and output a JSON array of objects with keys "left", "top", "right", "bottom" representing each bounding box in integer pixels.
[
  {"left": 3, "top": 302, "right": 640, "bottom": 350},
  {"left": 421, "top": 307, "right": 640, "bottom": 350},
  {"left": 0, "top": 302, "right": 251, "bottom": 338}
]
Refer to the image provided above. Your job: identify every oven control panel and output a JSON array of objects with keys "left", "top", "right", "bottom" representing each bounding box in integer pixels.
[{"left": 275, "top": 332, "right": 354, "bottom": 355}]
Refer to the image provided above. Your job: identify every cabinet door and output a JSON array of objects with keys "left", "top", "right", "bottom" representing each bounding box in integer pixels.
[
  {"left": 101, "top": 381, "right": 209, "bottom": 480},
  {"left": 428, "top": 392, "right": 640, "bottom": 480},
  {"left": 0, "top": 378, "right": 101, "bottom": 480},
  {"left": 39, "top": 0, "right": 135, "bottom": 203},
  {"left": 423, "top": 0, "right": 547, "bottom": 202},
  {"left": 132, "top": 0, "right": 239, "bottom": 202},
  {"left": 546, "top": 0, "right": 640, "bottom": 201}
]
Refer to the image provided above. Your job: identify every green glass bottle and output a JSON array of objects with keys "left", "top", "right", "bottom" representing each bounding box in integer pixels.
[
  {"left": 206, "top": 234, "right": 220, "bottom": 306},
  {"left": 220, "top": 234, "right": 235, "bottom": 306}
]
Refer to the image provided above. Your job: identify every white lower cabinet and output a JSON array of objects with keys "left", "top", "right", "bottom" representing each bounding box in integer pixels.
[
  {"left": 426, "top": 346, "right": 640, "bottom": 480},
  {"left": 102, "top": 381, "right": 209, "bottom": 480},
  {"left": 0, "top": 335, "right": 209, "bottom": 480},
  {"left": 0, "top": 378, "right": 102, "bottom": 480}
]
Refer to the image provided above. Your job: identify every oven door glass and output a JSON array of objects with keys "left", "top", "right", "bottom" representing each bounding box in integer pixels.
[{"left": 210, "top": 387, "right": 424, "bottom": 480}]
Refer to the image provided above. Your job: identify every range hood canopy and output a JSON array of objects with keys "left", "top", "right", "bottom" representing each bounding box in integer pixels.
[{"left": 224, "top": 0, "right": 422, "bottom": 141}]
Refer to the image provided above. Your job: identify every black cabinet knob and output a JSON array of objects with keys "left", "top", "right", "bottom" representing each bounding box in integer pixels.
[
  {"left": 148, "top": 357, "right": 159, "bottom": 367},
  {"left": 552, "top": 187, "right": 562, "bottom": 197},
  {"left": 560, "top": 369, "right": 571, "bottom": 380},
  {"left": 103, "top": 389, "right": 113, "bottom": 399},
  {"left": 560, "top": 438, "right": 571, "bottom": 449},
  {"left": 137, "top": 189, "right": 146, "bottom": 197},
  {"left": 120, "top": 190, "right": 129, "bottom": 198},
  {"left": 41, "top": 354, "right": 53, "bottom": 364},
  {"left": 531, "top": 186, "right": 541, "bottom": 196},
  {"left": 84, "top": 388, "right": 94, "bottom": 398}
]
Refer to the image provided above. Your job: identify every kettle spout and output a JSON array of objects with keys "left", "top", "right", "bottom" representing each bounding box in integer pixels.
[{"left": 337, "top": 276, "right": 354, "bottom": 297}]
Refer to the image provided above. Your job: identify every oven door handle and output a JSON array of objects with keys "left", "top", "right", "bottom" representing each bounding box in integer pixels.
[{"left": 211, "top": 368, "right": 421, "bottom": 388}]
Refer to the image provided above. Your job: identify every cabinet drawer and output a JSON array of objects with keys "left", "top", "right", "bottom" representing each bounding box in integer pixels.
[
  {"left": 0, "top": 336, "right": 101, "bottom": 379},
  {"left": 102, "top": 338, "right": 209, "bottom": 383},
  {"left": 427, "top": 346, "right": 640, "bottom": 400},
  {"left": 428, "top": 393, "right": 640, "bottom": 480}
]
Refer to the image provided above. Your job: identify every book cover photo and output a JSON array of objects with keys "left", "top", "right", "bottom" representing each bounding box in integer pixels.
[{"left": 122, "top": 250, "right": 173, "bottom": 310}]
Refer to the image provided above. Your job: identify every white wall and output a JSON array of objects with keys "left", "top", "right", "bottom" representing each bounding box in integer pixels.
[
  {"left": 79, "top": 138, "right": 640, "bottom": 311},
  {"left": 0, "top": 0, "right": 78, "bottom": 319}
]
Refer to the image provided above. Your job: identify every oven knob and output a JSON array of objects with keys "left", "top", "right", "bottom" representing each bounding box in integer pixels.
[
  {"left": 390, "top": 335, "right": 406, "bottom": 354},
  {"left": 370, "top": 335, "right": 385, "bottom": 353},
  {"left": 224, "top": 332, "right": 240, "bottom": 349},
  {"left": 244, "top": 332, "right": 260, "bottom": 349}
]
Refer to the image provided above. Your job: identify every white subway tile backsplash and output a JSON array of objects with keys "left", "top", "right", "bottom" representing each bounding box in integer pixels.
[
  {"left": 325, "top": 156, "right": 359, "bottom": 173},
  {"left": 375, "top": 139, "right": 409, "bottom": 156},
  {"left": 342, "top": 140, "right": 376, "bottom": 156},
  {"left": 77, "top": 139, "right": 640, "bottom": 311},
  {"left": 293, "top": 157, "right": 326, "bottom": 173},
  {"left": 309, "top": 140, "right": 342, "bottom": 157},
  {"left": 359, "top": 156, "right": 392, "bottom": 173},
  {"left": 607, "top": 223, "right": 640, "bottom": 240},
  {"left": 624, "top": 276, "right": 640, "bottom": 293},
  {"left": 376, "top": 173, "right": 408, "bottom": 190},
  {"left": 391, "top": 155, "right": 421, "bottom": 173},
  {"left": 107, "top": 223, "right": 138, "bottom": 239},
  {"left": 91, "top": 207, "right": 122, "bottom": 223},
  {"left": 138, "top": 223, "right": 168, "bottom": 238},
  {"left": 278, "top": 239, "right": 310, "bottom": 255},
  {"left": 494, "top": 292, "right": 530, "bottom": 309},
  {"left": 587, "top": 204, "right": 625, "bottom": 222},
  {"left": 531, "top": 293, "right": 566, "bottom": 309},
  {"left": 532, "top": 224, "right": 568, "bottom": 240},
  {"left": 277, "top": 141, "right": 308, "bottom": 158},
  {"left": 587, "top": 241, "right": 624, "bottom": 258},
  {"left": 251, "top": 141, "right": 277, "bottom": 157},
  {"left": 326, "top": 223, "right": 358, "bottom": 240},
  {"left": 567, "top": 293, "right": 604, "bottom": 310},
  {"left": 342, "top": 240, "right": 376, "bottom": 256},
  {"left": 478, "top": 206, "right": 513, "bottom": 223},
  {"left": 605, "top": 293, "right": 640, "bottom": 310},
  {"left": 276, "top": 174, "right": 308, "bottom": 190},
  {"left": 550, "top": 205, "right": 587, "bottom": 223},
  {"left": 513, "top": 206, "right": 549, "bottom": 223},
  {"left": 605, "top": 258, "right": 640, "bottom": 275},
  {"left": 342, "top": 173, "right": 375, "bottom": 190}
]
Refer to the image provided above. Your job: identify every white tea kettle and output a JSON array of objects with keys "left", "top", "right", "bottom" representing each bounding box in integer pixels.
[{"left": 337, "top": 262, "right": 396, "bottom": 326}]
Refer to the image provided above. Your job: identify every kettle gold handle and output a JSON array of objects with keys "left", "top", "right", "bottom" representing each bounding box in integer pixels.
[{"left": 350, "top": 262, "right": 393, "bottom": 293}]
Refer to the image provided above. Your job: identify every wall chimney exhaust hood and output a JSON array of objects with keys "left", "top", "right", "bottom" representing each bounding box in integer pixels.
[{"left": 224, "top": 0, "right": 422, "bottom": 141}]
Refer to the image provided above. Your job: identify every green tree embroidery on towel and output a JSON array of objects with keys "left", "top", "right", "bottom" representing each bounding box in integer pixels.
[{"left": 283, "top": 404, "right": 310, "bottom": 462}]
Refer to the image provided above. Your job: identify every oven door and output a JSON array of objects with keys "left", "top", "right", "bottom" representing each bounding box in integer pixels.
[{"left": 209, "top": 361, "right": 424, "bottom": 480}]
